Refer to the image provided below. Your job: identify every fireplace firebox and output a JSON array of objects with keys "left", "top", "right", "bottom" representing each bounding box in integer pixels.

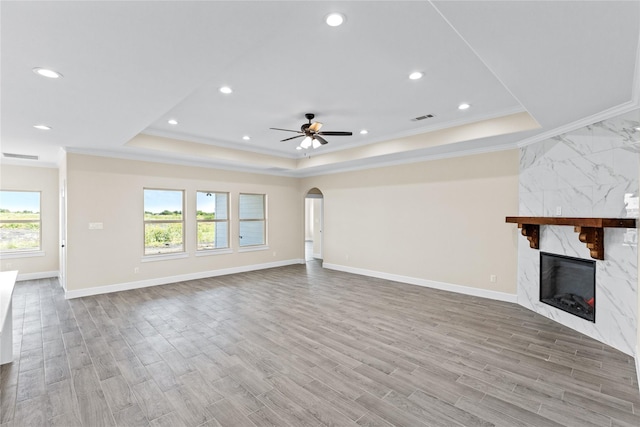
[{"left": 540, "top": 252, "right": 596, "bottom": 322}]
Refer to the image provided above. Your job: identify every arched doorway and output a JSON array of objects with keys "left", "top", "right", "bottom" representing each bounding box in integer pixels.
[{"left": 304, "top": 188, "right": 323, "bottom": 261}]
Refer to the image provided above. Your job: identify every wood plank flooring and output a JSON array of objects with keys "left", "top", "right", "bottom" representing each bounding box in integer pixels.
[{"left": 1, "top": 261, "right": 638, "bottom": 426}]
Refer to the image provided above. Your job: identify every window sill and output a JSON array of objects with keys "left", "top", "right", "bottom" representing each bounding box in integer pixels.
[
  {"left": 0, "top": 251, "right": 45, "bottom": 260},
  {"left": 141, "top": 252, "right": 189, "bottom": 263},
  {"left": 238, "top": 245, "right": 269, "bottom": 253},
  {"left": 195, "top": 248, "right": 233, "bottom": 257}
]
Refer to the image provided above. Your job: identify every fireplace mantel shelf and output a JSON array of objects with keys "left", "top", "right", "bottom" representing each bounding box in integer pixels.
[{"left": 505, "top": 217, "right": 636, "bottom": 260}]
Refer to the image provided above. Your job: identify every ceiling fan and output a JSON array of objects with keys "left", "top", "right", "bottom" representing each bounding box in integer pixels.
[{"left": 270, "top": 113, "right": 352, "bottom": 149}]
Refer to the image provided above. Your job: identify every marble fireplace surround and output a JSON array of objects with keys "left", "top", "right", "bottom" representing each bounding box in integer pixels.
[{"left": 517, "top": 109, "right": 639, "bottom": 357}]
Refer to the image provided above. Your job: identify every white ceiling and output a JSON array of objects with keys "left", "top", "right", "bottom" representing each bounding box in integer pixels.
[{"left": 2, "top": 1, "right": 639, "bottom": 177}]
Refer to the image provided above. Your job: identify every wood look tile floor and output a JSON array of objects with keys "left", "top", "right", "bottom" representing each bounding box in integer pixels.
[{"left": 1, "top": 261, "right": 639, "bottom": 426}]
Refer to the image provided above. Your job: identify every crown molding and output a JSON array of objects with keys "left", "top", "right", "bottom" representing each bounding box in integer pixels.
[
  {"left": 516, "top": 100, "right": 639, "bottom": 149},
  {"left": 141, "top": 128, "right": 299, "bottom": 159},
  {"left": 62, "top": 147, "right": 297, "bottom": 177},
  {"left": 292, "top": 140, "right": 520, "bottom": 178},
  {"left": 0, "top": 158, "right": 58, "bottom": 168}
]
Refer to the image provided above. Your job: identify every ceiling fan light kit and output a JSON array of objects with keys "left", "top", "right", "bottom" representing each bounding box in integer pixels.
[{"left": 270, "top": 113, "right": 352, "bottom": 150}]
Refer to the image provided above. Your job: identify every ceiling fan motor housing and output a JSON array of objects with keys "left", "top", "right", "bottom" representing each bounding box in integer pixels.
[{"left": 270, "top": 112, "right": 351, "bottom": 145}]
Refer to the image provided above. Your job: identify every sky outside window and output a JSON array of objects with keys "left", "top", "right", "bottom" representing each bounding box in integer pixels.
[
  {"left": 0, "top": 191, "right": 40, "bottom": 212},
  {"left": 196, "top": 192, "right": 217, "bottom": 213},
  {"left": 144, "top": 189, "right": 182, "bottom": 213}
]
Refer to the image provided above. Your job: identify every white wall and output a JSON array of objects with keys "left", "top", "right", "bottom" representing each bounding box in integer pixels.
[
  {"left": 6, "top": 150, "right": 519, "bottom": 298},
  {"left": 64, "top": 153, "right": 303, "bottom": 295},
  {"left": 301, "top": 149, "right": 519, "bottom": 297},
  {"left": 0, "top": 165, "right": 59, "bottom": 279}
]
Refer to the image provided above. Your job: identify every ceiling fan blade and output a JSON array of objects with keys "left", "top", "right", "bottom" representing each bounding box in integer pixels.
[
  {"left": 315, "top": 135, "right": 329, "bottom": 145},
  {"left": 270, "top": 127, "right": 302, "bottom": 133},
  {"left": 309, "top": 121, "right": 323, "bottom": 132},
  {"left": 318, "top": 131, "right": 352, "bottom": 136},
  {"left": 281, "top": 135, "right": 304, "bottom": 142}
]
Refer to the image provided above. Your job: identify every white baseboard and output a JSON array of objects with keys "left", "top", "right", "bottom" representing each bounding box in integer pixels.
[
  {"left": 323, "top": 263, "right": 518, "bottom": 303},
  {"left": 65, "top": 259, "right": 304, "bottom": 299},
  {"left": 16, "top": 271, "right": 59, "bottom": 281}
]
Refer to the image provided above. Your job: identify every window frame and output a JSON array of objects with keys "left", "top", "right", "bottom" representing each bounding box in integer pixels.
[
  {"left": 0, "top": 190, "right": 42, "bottom": 254},
  {"left": 143, "top": 188, "right": 185, "bottom": 256},
  {"left": 196, "top": 191, "right": 230, "bottom": 252},
  {"left": 238, "top": 193, "right": 267, "bottom": 248}
]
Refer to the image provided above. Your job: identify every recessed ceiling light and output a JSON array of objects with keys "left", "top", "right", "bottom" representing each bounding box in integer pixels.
[
  {"left": 33, "top": 67, "right": 63, "bottom": 79},
  {"left": 409, "top": 71, "right": 423, "bottom": 80},
  {"left": 219, "top": 86, "right": 232, "bottom": 94},
  {"left": 360, "top": 129, "right": 368, "bottom": 135},
  {"left": 167, "top": 119, "right": 178, "bottom": 125},
  {"left": 296, "top": 146, "right": 302, "bottom": 150},
  {"left": 325, "top": 13, "right": 345, "bottom": 27},
  {"left": 242, "top": 135, "right": 251, "bottom": 141},
  {"left": 33, "top": 124, "right": 51, "bottom": 130},
  {"left": 458, "top": 103, "right": 471, "bottom": 110}
]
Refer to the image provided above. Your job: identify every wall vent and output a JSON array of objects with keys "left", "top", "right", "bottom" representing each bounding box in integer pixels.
[
  {"left": 3, "top": 152, "right": 39, "bottom": 160},
  {"left": 412, "top": 114, "right": 434, "bottom": 121}
]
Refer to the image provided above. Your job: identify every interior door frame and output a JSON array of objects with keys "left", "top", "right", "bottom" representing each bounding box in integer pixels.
[
  {"left": 304, "top": 188, "right": 324, "bottom": 261},
  {"left": 59, "top": 179, "right": 67, "bottom": 290}
]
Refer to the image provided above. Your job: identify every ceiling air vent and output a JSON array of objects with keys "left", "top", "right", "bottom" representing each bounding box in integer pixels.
[
  {"left": 3, "top": 152, "right": 39, "bottom": 160},
  {"left": 412, "top": 114, "right": 434, "bottom": 121}
]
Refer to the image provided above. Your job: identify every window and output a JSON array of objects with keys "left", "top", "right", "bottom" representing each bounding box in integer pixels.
[
  {"left": 239, "top": 193, "right": 266, "bottom": 247},
  {"left": 143, "top": 189, "right": 184, "bottom": 255},
  {"left": 196, "top": 191, "right": 229, "bottom": 250},
  {"left": 0, "top": 190, "right": 41, "bottom": 252}
]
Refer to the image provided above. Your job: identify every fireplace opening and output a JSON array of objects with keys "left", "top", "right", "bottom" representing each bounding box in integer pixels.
[{"left": 540, "top": 252, "right": 595, "bottom": 322}]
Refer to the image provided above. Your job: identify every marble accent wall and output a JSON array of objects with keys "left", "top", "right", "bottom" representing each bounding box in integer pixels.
[{"left": 518, "top": 109, "right": 640, "bottom": 356}]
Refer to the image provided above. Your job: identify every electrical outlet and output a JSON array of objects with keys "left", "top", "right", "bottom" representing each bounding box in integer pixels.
[
  {"left": 490, "top": 274, "right": 497, "bottom": 283},
  {"left": 6, "top": 263, "right": 12, "bottom": 269},
  {"left": 555, "top": 206, "right": 562, "bottom": 216},
  {"left": 273, "top": 251, "right": 277, "bottom": 257},
  {"left": 134, "top": 267, "right": 139, "bottom": 274}
]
